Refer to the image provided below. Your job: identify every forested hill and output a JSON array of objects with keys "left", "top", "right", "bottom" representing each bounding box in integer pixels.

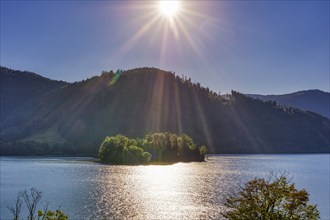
[
  {"left": 247, "top": 90, "right": 330, "bottom": 118},
  {"left": 0, "top": 67, "right": 68, "bottom": 140},
  {"left": 1, "top": 67, "right": 329, "bottom": 155}
]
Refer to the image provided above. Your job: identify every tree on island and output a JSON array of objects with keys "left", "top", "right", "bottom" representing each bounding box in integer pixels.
[
  {"left": 98, "top": 132, "right": 207, "bottom": 164},
  {"left": 222, "top": 172, "right": 320, "bottom": 220},
  {"left": 98, "top": 135, "right": 151, "bottom": 164}
]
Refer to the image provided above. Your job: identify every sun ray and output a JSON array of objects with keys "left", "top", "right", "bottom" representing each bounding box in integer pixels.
[
  {"left": 146, "top": 70, "right": 164, "bottom": 132},
  {"left": 191, "top": 89, "right": 214, "bottom": 152},
  {"left": 120, "top": 16, "right": 159, "bottom": 59},
  {"left": 160, "top": 20, "right": 170, "bottom": 65},
  {"left": 175, "top": 18, "right": 208, "bottom": 65}
]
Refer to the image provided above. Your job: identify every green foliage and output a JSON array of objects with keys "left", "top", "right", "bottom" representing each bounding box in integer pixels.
[
  {"left": 141, "top": 132, "right": 206, "bottom": 162},
  {"left": 199, "top": 145, "right": 208, "bottom": 155},
  {"left": 98, "top": 135, "right": 151, "bottom": 164},
  {"left": 37, "top": 209, "right": 68, "bottom": 220},
  {"left": 222, "top": 173, "right": 320, "bottom": 220},
  {"left": 98, "top": 132, "right": 207, "bottom": 164}
]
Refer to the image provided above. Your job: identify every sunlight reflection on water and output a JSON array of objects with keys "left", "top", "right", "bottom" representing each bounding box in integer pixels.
[
  {"left": 88, "top": 163, "right": 230, "bottom": 219},
  {"left": 1, "top": 155, "right": 329, "bottom": 220}
]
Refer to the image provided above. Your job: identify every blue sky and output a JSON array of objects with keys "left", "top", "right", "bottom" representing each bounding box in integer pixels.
[{"left": 1, "top": 1, "right": 329, "bottom": 94}]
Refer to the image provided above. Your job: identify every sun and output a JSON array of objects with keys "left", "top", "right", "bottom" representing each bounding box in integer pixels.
[{"left": 158, "top": 1, "right": 181, "bottom": 18}]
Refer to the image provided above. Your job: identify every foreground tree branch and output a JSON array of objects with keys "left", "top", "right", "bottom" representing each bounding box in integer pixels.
[{"left": 7, "top": 188, "right": 68, "bottom": 220}]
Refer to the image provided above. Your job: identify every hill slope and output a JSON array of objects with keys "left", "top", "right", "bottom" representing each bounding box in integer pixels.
[
  {"left": 0, "top": 67, "right": 68, "bottom": 140},
  {"left": 247, "top": 90, "right": 330, "bottom": 118},
  {"left": 1, "top": 67, "right": 329, "bottom": 155}
]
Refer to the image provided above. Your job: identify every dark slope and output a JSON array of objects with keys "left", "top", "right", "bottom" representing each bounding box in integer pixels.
[
  {"left": 1, "top": 67, "right": 329, "bottom": 155},
  {"left": 0, "top": 67, "right": 68, "bottom": 140},
  {"left": 247, "top": 90, "right": 330, "bottom": 118}
]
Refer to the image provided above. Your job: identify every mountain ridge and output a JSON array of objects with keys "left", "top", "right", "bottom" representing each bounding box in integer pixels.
[
  {"left": 1, "top": 67, "right": 329, "bottom": 155},
  {"left": 246, "top": 90, "right": 330, "bottom": 118}
]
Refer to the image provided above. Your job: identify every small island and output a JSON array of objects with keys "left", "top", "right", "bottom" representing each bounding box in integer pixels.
[{"left": 98, "top": 132, "right": 207, "bottom": 165}]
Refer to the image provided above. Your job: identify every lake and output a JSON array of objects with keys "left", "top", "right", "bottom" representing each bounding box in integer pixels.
[{"left": 1, "top": 155, "right": 329, "bottom": 219}]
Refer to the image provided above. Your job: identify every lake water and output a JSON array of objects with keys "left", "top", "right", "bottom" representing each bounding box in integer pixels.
[{"left": 1, "top": 155, "right": 329, "bottom": 220}]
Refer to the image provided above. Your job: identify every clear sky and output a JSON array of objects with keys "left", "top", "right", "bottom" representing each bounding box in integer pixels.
[{"left": 1, "top": 0, "right": 329, "bottom": 94}]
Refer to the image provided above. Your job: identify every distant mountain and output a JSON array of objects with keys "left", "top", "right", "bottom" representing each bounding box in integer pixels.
[
  {"left": 0, "top": 67, "right": 68, "bottom": 140},
  {"left": 1, "top": 67, "right": 329, "bottom": 155},
  {"left": 247, "top": 90, "right": 330, "bottom": 118}
]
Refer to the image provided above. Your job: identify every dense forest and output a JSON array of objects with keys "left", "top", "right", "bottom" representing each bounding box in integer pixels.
[{"left": 1, "top": 67, "right": 329, "bottom": 155}]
